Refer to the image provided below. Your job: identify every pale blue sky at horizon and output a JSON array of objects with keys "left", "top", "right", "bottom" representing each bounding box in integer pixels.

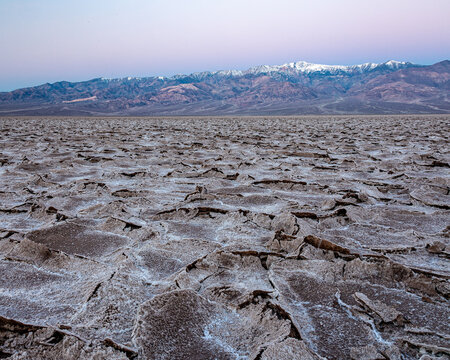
[{"left": 0, "top": 0, "right": 449, "bottom": 91}]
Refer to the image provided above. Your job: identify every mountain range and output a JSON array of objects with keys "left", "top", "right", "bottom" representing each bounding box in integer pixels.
[{"left": 0, "top": 60, "right": 449, "bottom": 115}]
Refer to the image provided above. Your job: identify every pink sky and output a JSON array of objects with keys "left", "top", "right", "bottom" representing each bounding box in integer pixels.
[{"left": 0, "top": 0, "right": 449, "bottom": 91}]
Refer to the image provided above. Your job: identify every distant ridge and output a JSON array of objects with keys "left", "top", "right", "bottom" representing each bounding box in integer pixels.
[
  {"left": 202, "top": 59, "right": 416, "bottom": 77},
  {"left": 1, "top": 60, "right": 449, "bottom": 115}
]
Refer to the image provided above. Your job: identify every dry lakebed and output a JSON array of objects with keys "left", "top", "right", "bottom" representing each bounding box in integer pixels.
[{"left": 0, "top": 115, "right": 449, "bottom": 359}]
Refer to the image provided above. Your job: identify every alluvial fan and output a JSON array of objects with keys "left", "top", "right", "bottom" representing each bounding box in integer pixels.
[{"left": 0, "top": 115, "right": 449, "bottom": 360}]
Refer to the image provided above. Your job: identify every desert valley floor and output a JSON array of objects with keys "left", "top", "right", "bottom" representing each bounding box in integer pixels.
[{"left": 0, "top": 115, "right": 449, "bottom": 359}]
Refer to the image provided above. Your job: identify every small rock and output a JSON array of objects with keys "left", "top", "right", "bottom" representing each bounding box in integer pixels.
[
  {"left": 426, "top": 241, "right": 445, "bottom": 254},
  {"left": 272, "top": 212, "right": 298, "bottom": 235},
  {"left": 354, "top": 292, "right": 402, "bottom": 323},
  {"left": 321, "top": 198, "right": 336, "bottom": 211}
]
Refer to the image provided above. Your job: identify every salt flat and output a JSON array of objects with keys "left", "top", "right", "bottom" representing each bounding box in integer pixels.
[{"left": 0, "top": 115, "right": 449, "bottom": 359}]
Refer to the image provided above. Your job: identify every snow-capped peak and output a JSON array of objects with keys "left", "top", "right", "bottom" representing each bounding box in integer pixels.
[
  {"left": 101, "top": 60, "right": 415, "bottom": 84},
  {"left": 383, "top": 60, "right": 409, "bottom": 68},
  {"left": 244, "top": 60, "right": 412, "bottom": 75}
]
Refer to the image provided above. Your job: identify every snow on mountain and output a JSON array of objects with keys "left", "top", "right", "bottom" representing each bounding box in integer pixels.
[
  {"left": 245, "top": 60, "right": 413, "bottom": 75},
  {"left": 99, "top": 60, "right": 415, "bottom": 83},
  {"left": 172, "top": 60, "right": 416, "bottom": 81}
]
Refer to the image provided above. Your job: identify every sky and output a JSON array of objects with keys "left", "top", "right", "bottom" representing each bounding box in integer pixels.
[{"left": 0, "top": 0, "right": 449, "bottom": 91}]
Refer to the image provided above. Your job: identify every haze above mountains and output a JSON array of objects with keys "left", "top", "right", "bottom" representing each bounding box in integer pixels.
[{"left": 0, "top": 59, "right": 449, "bottom": 115}]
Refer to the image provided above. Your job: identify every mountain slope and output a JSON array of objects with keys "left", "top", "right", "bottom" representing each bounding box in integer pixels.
[{"left": 0, "top": 60, "right": 449, "bottom": 115}]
